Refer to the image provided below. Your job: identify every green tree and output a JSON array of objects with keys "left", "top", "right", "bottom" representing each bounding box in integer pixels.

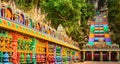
[
  {"left": 108, "top": 0, "right": 120, "bottom": 46},
  {"left": 41, "top": 0, "right": 83, "bottom": 28},
  {"left": 40, "top": 0, "right": 95, "bottom": 45}
]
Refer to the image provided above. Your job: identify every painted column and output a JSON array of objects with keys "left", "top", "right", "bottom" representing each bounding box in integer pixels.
[
  {"left": 46, "top": 41, "right": 49, "bottom": 64},
  {"left": 109, "top": 52, "right": 111, "bottom": 61},
  {"left": 55, "top": 45, "right": 56, "bottom": 64},
  {"left": 100, "top": 52, "right": 103, "bottom": 61},
  {"left": 83, "top": 51, "right": 86, "bottom": 61},
  {"left": 0, "top": 7, "right": 1, "bottom": 17},
  {"left": 32, "top": 38, "right": 37, "bottom": 64},
  {"left": 12, "top": 32, "right": 18, "bottom": 64},
  {"left": 117, "top": 52, "right": 119, "bottom": 61},
  {"left": 60, "top": 46, "right": 62, "bottom": 63},
  {"left": 92, "top": 51, "right": 94, "bottom": 61}
]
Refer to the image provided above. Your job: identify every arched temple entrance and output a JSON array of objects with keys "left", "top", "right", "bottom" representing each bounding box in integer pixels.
[
  {"left": 94, "top": 51, "right": 100, "bottom": 61},
  {"left": 111, "top": 51, "right": 117, "bottom": 61},
  {"left": 103, "top": 51, "right": 108, "bottom": 61},
  {"left": 86, "top": 51, "right": 92, "bottom": 61}
]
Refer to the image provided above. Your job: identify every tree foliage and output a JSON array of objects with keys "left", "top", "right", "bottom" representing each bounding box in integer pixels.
[
  {"left": 14, "top": 0, "right": 41, "bottom": 11},
  {"left": 108, "top": 0, "right": 120, "bottom": 45},
  {"left": 40, "top": 0, "right": 95, "bottom": 44},
  {"left": 41, "top": 0, "right": 82, "bottom": 28}
]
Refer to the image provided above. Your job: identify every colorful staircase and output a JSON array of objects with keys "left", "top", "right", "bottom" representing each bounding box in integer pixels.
[{"left": 88, "top": 15, "right": 112, "bottom": 46}]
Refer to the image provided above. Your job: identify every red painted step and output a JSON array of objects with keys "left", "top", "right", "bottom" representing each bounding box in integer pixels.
[
  {"left": 94, "top": 34, "right": 104, "bottom": 37},
  {"left": 102, "top": 21, "right": 108, "bottom": 25}
]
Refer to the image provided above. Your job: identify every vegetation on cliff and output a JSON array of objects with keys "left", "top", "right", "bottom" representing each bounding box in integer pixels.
[{"left": 108, "top": 0, "right": 120, "bottom": 46}]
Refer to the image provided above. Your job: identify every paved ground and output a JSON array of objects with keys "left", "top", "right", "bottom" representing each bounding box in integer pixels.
[{"left": 74, "top": 61, "right": 120, "bottom": 64}]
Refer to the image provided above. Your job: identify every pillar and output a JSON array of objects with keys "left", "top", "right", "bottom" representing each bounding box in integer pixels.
[
  {"left": 92, "top": 51, "right": 94, "bottom": 61},
  {"left": 109, "top": 52, "right": 111, "bottom": 61},
  {"left": 32, "top": 38, "right": 37, "bottom": 64},
  {"left": 0, "top": 6, "right": 1, "bottom": 17},
  {"left": 46, "top": 41, "right": 49, "bottom": 64},
  {"left": 117, "top": 52, "right": 119, "bottom": 61},
  {"left": 60, "top": 46, "right": 62, "bottom": 63},
  {"left": 100, "top": 52, "right": 103, "bottom": 61},
  {"left": 12, "top": 32, "right": 18, "bottom": 64},
  {"left": 83, "top": 51, "right": 86, "bottom": 61},
  {"left": 54, "top": 45, "right": 56, "bottom": 64}
]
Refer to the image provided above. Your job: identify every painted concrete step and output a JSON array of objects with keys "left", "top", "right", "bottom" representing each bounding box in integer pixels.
[
  {"left": 95, "top": 27, "right": 103, "bottom": 30},
  {"left": 94, "top": 34, "right": 104, "bottom": 37},
  {"left": 94, "top": 30, "right": 104, "bottom": 34},
  {"left": 94, "top": 37, "right": 104, "bottom": 42},
  {"left": 94, "top": 25, "right": 103, "bottom": 27}
]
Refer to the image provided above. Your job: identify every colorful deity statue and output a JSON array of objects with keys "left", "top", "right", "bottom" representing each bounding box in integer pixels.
[
  {"left": 1, "top": 4, "right": 5, "bottom": 17},
  {"left": 51, "top": 30, "right": 55, "bottom": 37},
  {"left": 25, "top": 17, "right": 30, "bottom": 26},
  {"left": 5, "top": 7, "right": 13, "bottom": 20},
  {"left": 47, "top": 28, "right": 51, "bottom": 35},
  {"left": 35, "top": 22, "right": 40, "bottom": 31},
  {"left": 18, "top": 13, "right": 25, "bottom": 24},
  {"left": 13, "top": 13, "right": 18, "bottom": 22},
  {"left": 41, "top": 25, "right": 45, "bottom": 33},
  {"left": 44, "top": 25, "right": 48, "bottom": 33},
  {"left": 37, "top": 23, "right": 41, "bottom": 31},
  {"left": 29, "top": 18, "right": 33, "bottom": 28}
]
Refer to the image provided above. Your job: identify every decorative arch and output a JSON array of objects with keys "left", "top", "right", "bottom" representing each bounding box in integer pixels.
[
  {"left": 102, "top": 51, "right": 108, "bottom": 61},
  {"left": 86, "top": 51, "right": 92, "bottom": 61},
  {"left": 111, "top": 51, "right": 117, "bottom": 61},
  {"left": 94, "top": 51, "right": 100, "bottom": 61}
]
